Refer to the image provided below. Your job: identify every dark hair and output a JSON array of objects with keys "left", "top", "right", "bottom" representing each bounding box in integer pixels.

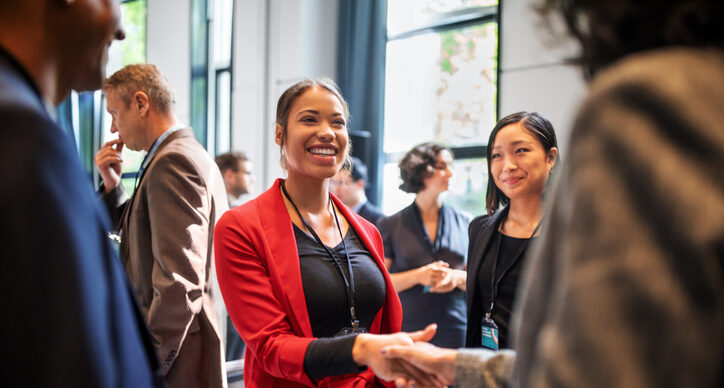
[
  {"left": 539, "top": 0, "right": 724, "bottom": 78},
  {"left": 215, "top": 151, "right": 249, "bottom": 175},
  {"left": 485, "top": 112, "right": 559, "bottom": 215},
  {"left": 398, "top": 143, "right": 452, "bottom": 194},
  {"left": 275, "top": 78, "right": 351, "bottom": 169},
  {"left": 349, "top": 157, "right": 369, "bottom": 185}
]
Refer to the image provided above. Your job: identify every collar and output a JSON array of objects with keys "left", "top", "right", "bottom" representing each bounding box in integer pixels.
[
  {"left": 351, "top": 197, "right": 367, "bottom": 213},
  {"left": 140, "top": 124, "right": 184, "bottom": 172},
  {"left": 0, "top": 45, "right": 54, "bottom": 115}
]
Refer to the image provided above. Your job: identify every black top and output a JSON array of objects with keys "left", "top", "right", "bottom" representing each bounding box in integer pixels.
[
  {"left": 475, "top": 231, "right": 535, "bottom": 348},
  {"left": 296, "top": 224, "right": 386, "bottom": 379},
  {"left": 378, "top": 203, "right": 469, "bottom": 348}
]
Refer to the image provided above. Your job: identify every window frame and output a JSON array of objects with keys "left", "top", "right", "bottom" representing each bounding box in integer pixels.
[{"left": 381, "top": 3, "right": 500, "bottom": 212}]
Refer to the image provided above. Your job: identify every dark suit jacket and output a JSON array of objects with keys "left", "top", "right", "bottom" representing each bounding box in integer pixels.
[
  {"left": 214, "top": 179, "right": 403, "bottom": 388},
  {"left": 465, "top": 207, "right": 508, "bottom": 348},
  {"left": 0, "top": 48, "right": 161, "bottom": 387},
  {"left": 104, "top": 129, "right": 228, "bottom": 388},
  {"left": 357, "top": 201, "right": 384, "bottom": 226}
]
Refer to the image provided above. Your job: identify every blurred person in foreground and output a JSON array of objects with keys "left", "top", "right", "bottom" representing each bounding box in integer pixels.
[
  {"left": 376, "top": 0, "right": 724, "bottom": 387},
  {"left": 330, "top": 156, "right": 385, "bottom": 225},
  {"left": 0, "top": 0, "right": 162, "bottom": 386}
]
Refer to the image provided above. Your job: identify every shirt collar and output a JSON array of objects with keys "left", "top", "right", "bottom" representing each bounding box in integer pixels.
[
  {"left": 141, "top": 124, "right": 184, "bottom": 171},
  {"left": 352, "top": 197, "right": 367, "bottom": 213}
]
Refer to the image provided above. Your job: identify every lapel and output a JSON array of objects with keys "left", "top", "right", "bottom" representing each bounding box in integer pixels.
[
  {"left": 118, "top": 128, "right": 193, "bottom": 262},
  {"left": 258, "top": 179, "right": 314, "bottom": 337},
  {"left": 466, "top": 206, "right": 508, "bottom": 308}
]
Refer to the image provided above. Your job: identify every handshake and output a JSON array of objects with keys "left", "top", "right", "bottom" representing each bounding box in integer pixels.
[{"left": 353, "top": 324, "right": 459, "bottom": 388}]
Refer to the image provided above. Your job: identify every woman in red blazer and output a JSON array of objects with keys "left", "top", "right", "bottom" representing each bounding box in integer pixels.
[{"left": 214, "top": 79, "right": 437, "bottom": 388}]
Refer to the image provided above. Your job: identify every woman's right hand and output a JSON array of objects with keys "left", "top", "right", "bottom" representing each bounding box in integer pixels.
[{"left": 417, "top": 261, "right": 449, "bottom": 287}]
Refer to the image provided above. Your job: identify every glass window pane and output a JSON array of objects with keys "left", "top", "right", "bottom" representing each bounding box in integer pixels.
[
  {"left": 106, "top": 0, "right": 147, "bottom": 75},
  {"left": 388, "top": 0, "right": 498, "bottom": 35},
  {"left": 216, "top": 71, "right": 232, "bottom": 154},
  {"left": 384, "top": 22, "right": 498, "bottom": 154},
  {"left": 99, "top": 0, "right": 147, "bottom": 177},
  {"left": 443, "top": 157, "right": 487, "bottom": 217},
  {"left": 381, "top": 157, "right": 488, "bottom": 218},
  {"left": 381, "top": 162, "right": 416, "bottom": 216},
  {"left": 213, "top": 0, "right": 234, "bottom": 68}
]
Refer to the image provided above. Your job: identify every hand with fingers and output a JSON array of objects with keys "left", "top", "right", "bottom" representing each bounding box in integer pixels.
[
  {"left": 353, "top": 324, "right": 447, "bottom": 388},
  {"left": 429, "top": 268, "right": 466, "bottom": 293},
  {"left": 381, "top": 340, "right": 458, "bottom": 388},
  {"left": 418, "top": 260, "right": 449, "bottom": 288},
  {"left": 94, "top": 139, "right": 124, "bottom": 192}
]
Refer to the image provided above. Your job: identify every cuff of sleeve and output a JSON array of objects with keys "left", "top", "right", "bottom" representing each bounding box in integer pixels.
[
  {"left": 303, "top": 334, "right": 362, "bottom": 380},
  {"left": 455, "top": 348, "right": 515, "bottom": 388},
  {"left": 102, "top": 182, "right": 128, "bottom": 207}
]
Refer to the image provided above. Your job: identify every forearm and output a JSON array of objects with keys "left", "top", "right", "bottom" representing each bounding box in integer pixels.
[{"left": 388, "top": 267, "right": 425, "bottom": 292}]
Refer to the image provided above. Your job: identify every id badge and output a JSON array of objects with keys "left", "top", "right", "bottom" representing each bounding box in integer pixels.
[{"left": 481, "top": 317, "right": 499, "bottom": 350}]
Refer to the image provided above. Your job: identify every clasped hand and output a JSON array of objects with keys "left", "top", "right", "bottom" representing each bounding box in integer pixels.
[
  {"left": 419, "top": 261, "right": 465, "bottom": 293},
  {"left": 353, "top": 324, "right": 449, "bottom": 388}
]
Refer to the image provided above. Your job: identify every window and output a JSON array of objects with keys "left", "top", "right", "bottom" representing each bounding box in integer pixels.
[
  {"left": 100, "top": 0, "right": 147, "bottom": 193},
  {"left": 382, "top": 0, "right": 498, "bottom": 217},
  {"left": 190, "top": 0, "right": 234, "bottom": 156},
  {"left": 212, "top": 0, "right": 234, "bottom": 155}
]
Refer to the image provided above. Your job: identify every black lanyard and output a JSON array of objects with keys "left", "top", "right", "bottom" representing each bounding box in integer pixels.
[
  {"left": 281, "top": 181, "right": 360, "bottom": 331},
  {"left": 486, "top": 217, "right": 543, "bottom": 319}
]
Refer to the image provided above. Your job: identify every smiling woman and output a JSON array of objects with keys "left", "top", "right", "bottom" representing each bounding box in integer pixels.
[
  {"left": 465, "top": 111, "right": 559, "bottom": 350},
  {"left": 213, "top": 79, "right": 439, "bottom": 387}
]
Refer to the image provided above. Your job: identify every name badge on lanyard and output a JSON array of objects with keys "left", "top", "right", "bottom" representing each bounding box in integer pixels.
[{"left": 481, "top": 315, "right": 499, "bottom": 350}]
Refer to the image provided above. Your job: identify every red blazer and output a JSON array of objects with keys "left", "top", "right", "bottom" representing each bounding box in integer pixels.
[{"left": 214, "top": 179, "right": 403, "bottom": 388}]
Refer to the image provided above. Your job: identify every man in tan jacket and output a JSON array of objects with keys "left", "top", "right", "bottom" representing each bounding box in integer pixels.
[{"left": 95, "top": 64, "right": 228, "bottom": 388}]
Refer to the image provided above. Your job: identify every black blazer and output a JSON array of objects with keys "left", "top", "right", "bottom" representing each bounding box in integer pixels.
[
  {"left": 0, "top": 47, "right": 161, "bottom": 387},
  {"left": 465, "top": 206, "right": 508, "bottom": 347},
  {"left": 357, "top": 201, "right": 384, "bottom": 226}
]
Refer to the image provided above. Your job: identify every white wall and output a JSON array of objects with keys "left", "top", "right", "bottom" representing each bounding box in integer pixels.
[
  {"left": 232, "top": 0, "right": 339, "bottom": 192},
  {"left": 146, "top": 0, "right": 192, "bottom": 127},
  {"left": 498, "top": 0, "right": 587, "bottom": 153}
]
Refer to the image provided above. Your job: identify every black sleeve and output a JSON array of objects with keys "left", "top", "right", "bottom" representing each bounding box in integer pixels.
[
  {"left": 101, "top": 181, "right": 130, "bottom": 229},
  {"left": 303, "top": 334, "right": 364, "bottom": 380}
]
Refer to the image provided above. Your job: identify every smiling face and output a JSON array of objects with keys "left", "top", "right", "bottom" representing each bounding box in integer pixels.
[
  {"left": 490, "top": 122, "right": 557, "bottom": 202},
  {"left": 275, "top": 86, "right": 349, "bottom": 181}
]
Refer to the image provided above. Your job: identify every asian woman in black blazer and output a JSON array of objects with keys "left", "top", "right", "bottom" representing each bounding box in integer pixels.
[{"left": 465, "top": 112, "right": 560, "bottom": 349}]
